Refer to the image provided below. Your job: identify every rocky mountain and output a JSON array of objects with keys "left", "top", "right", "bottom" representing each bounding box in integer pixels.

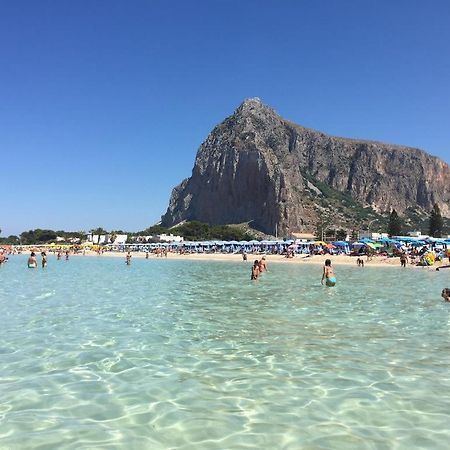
[{"left": 161, "top": 98, "right": 450, "bottom": 236}]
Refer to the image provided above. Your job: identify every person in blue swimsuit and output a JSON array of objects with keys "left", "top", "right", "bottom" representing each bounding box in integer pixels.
[{"left": 321, "top": 259, "right": 336, "bottom": 287}]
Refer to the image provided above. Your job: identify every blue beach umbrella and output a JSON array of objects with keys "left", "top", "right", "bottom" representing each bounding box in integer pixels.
[{"left": 332, "top": 241, "right": 349, "bottom": 247}]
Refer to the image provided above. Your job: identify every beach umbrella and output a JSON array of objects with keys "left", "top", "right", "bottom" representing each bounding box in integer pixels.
[
  {"left": 314, "top": 241, "right": 327, "bottom": 246},
  {"left": 332, "top": 241, "right": 348, "bottom": 246}
]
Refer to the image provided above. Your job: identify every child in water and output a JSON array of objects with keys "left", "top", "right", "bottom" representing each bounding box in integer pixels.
[{"left": 321, "top": 259, "right": 336, "bottom": 287}]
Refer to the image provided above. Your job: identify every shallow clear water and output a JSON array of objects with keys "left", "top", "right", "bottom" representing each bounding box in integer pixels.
[{"left": 1, "top": 255, "right": 450, "bottom": 449}]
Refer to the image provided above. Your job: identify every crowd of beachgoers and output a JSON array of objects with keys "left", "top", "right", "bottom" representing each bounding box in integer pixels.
[
  {"left": 2, "top": 236, "right": 450, "bottom": 267},
  {"left": 1, "top": 237, "right": 449, "bottom": 301}
]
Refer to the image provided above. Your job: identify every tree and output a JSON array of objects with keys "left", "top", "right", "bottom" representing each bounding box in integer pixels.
[
  {"left": 20, "top": 229, "right": 57, "bottom": 244},
  {"left": 387, "top": 209, "right": 402, "bottom": 237},
  {"left": 429, "top": 203, "right": 443, "bottom": 238},
  {"left": 174, "top": 221, "right": 210, "bottom": 241},
  {"left": 335, "top": 229, "right": 348, "bottom": 241},
  {"left": 141, "top": 225, "right": 168, "bottom": 235},
  {"left": 315, "top": 214, "right": 333, "bottom": 241}
]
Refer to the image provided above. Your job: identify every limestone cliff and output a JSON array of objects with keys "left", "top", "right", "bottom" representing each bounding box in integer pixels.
[{"left": 161, "top": 98, "right": 450, "bottom": 235}]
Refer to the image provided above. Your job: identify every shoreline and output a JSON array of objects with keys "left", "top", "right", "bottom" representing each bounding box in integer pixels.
[{"left": 63, "top": 250, "right": 448, "bottom": 268}]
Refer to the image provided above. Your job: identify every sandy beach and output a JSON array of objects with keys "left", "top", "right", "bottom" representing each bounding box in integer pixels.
[{"left": 74, "top": 250, "right": 449, "bottom": 268}]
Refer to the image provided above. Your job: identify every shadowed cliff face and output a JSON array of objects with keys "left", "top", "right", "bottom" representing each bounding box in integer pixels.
[{"left": 162, "top": 98, "right": 450, "bottom": 235}]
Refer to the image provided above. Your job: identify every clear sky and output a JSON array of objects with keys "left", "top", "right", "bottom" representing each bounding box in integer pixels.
[{"left": 1, "top": 0, "right": 449, "bottom": 236}]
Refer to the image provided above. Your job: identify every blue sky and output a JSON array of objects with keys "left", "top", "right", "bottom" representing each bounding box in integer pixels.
[{"left": 1, "top": 0, "right": 449, "bottom": 236}]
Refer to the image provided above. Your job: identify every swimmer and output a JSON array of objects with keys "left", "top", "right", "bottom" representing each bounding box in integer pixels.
[
  {"left": 41, "top": 251, "right": 47, "bottom": 268},
  {"left": 441, "top": 288, "right": 450, "bottom": 302},
  {"left": 126, "top": 251, "right": 132, "bottom": 265},
  {"left": 28, "top": 252, "right": 38, "bottom": 268},
  {"left": 321, "top": 259, "right": 336, "bottom": 287},
  {"left": 65, "top": 251, "right": 69, "bottom": 261},
  {"left": 57, "top": 252, "right": 61, "bottom": 260},
  {"left": 357, "top": 257, "right": 364, "bottom": 267},
  {"left": 251, "top": 259, "right": 260, "bottom": 281}
]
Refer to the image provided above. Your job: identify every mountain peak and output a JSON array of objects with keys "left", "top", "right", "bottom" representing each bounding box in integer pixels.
[
  {"left": 233, "top": 97, "right": 279, "bottom": 122},
  {"left": 162, "top": 101, "right": 450, "bottom": 234},
  {"left": 241, "top": 97, "right": 262, "bottom": 106}
]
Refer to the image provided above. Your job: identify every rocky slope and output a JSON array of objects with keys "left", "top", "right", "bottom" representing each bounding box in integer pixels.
[{"left": 161, "top": 98, "right": 450, "bottom": 235}]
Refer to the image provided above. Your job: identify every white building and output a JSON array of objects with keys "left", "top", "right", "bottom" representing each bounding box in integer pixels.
[
  {"left": 113, "top": 234, "right": 128, "bottom": 245},
  {"left": 358, "top": 232, "right": 389, "bottom": 240},
  {"left": 408, "top": 231, "right": 431, "bottom": 239},
  {"left": 158, "top": 233, "right": 184, "bottom": 243},
  {"left": 89, "top": 234, "right": 108, "bottom": 244}
]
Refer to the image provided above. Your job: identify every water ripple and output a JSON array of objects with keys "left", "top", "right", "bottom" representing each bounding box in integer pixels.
[{"left": 1, "top": 256, "right": 450, "bottom": 448}]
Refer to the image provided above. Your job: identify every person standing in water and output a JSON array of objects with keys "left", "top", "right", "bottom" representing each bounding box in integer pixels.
[
  {"left": 28, "top": 252, "right": 38, "bottom": 268},
  {"left": 41, "top": 251, "right": 47, "bottom": 268},
  {"left": 400, "top": 252, "right": 408, "bottom": 267},
  {"left": 126, "top": 251, "right": 132, "bottom": 265},
  {"left": 321, "top": 259, "right": 336, "bottom": 286},
  {"left": 259, "top": 256, "right": 268, "bottom": 273},
  {"left": 251, "top": 260, "right": 260, "bottom": 281}
]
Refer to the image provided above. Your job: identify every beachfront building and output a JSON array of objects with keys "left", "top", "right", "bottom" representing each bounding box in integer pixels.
[
  {"left": 158, "top": 233, "right": 184, "bottom": 243},
  {"left": 292, "top": 232, "right": 316, "bottom": 242},
  {"left": 408, "top": 231, "right": 430, "bottom": 239},
  {"left": 358, "top": 231, "right": 389, "bottom": 240},
  {"left": 89, "top": 234, "right": 108, "bottom": 244},
  {"left": 132, "top": 234, "right": 184, "bottom": 243},
  {"left": 112, "top": 234, "right": 127, "bottom": 245}
]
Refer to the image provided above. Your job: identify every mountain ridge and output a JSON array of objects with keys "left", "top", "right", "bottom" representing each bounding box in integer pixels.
[{"left": 161, "top": 99, "right": 450, "bottom": 235}]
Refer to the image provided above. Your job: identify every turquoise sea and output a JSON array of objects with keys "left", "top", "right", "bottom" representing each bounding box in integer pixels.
[{"left": 0, "top": 255, "right": 449, "bottom": 449}]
